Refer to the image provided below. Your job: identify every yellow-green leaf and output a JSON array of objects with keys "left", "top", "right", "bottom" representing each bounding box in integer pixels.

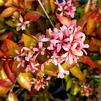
[
  {"left": 0, "top": 0, "right": 4, "bottom": 6},
  {"left": 17, "top": 73, "right": 32, "bottom": 91},
  {"left": 22, "top": 34, "right": 37, "bottom": 47},
  {"left": 70, "top": 66, "right": 86, "bottom": 81},
  {"left": 44, "top": 0, "right": 51, "bottom": 14},
  {"left": 7, "top": 93, "right": 19, "bottom": 101},
  {"left": 44, "top": 63, "right": 58, "bottom": 76},
  {"left": 0, "top": 68, "right": 8, "bottom": 80},
  {"left": 5, "top": 20, "right": 16, "bottom": 27},
  {"left": 73, "top": 83, "right": 79, "bottom": 95},
  {"left": 66, "top": 78, "right": 72, "bottom": 91},
  {"left": 0, "top": 7, "right": 17, "bottom": 18},
  {"left": 50, "top": 0, "right": 55, "bottom": 13}
]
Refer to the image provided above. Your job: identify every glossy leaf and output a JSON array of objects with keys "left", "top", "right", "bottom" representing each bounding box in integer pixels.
[
  {"left": 0, "top": 7, "right": 17, "bottom": 18},
  {"left": 0, "top": 32, "right": 14, "bottom": 40},
  {"left": 22, "top": 34, "right": 37, "bottom": 47},
  {"left": 0, "top": 68, "right": 8, "bottom": 80},
  {"left": 70, "top": 66, "right": 86, "bottom": 81},
  {"left": 44, "top": 63, "right": 58, "bottom": 76},
  {"left": 66, "top": 77, "right": 72, "bottom": 91},
  {"left": 73, "top": 83, "right": 79, "bottom": 95},
  {"left": 81, "top": 56, "right": 96, "bottom": 68},
  {"left": 24, "top": 0, "right": 32, "bottom": 9},
  {"left": 44, "top": 0, "right": 51, "bottom": 14},
  {"left": 1, "top": 39, "right": 19, "bottom": 56},
  {"left": 7, "top": 93, "right": 19, "bottom": 101},
  {"left": 0, "top": 50, "right": 4, "bottom": 57},
  {"left": 17, "top": 73, "right": 32, "bottom": 91},
  {"left": 56, "top": 13, "right": 72, "bottom": 26},
  {"left": 5, "top": 0, "right": 13, "bottom": 7},
  {"left": 50, "top": 0, "right": 55, "bottom": 13},
  {"left": 84, "top": 0, "right": 91, "bottom": 13},
  {"left": 3, "top": 60, "right": 16, "bottom": 83},
  {"left": 0, "top": 0, "right": 4, "bottom": 6},
  {"left": 0, "top": 79, "right": 12, "bottom": 96},
  {"left": 24, "top": 11, "right": 41, "bottom": 22},
  {"left": 86, "top": 18, "right": 96, "bottom": 35}
]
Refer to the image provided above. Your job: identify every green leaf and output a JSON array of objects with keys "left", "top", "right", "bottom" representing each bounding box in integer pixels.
[
  {"left": 73, "top": 83, "right": 79, "bottom": 95},
  {"left": 5, "top": 20, "right": 16, "bottom": 27},
  {"left": 66, "top": 77, "right": 72, "bottom": 91},
  {"left": 45, "top": 1, "right": 51, "bottom": 14}
]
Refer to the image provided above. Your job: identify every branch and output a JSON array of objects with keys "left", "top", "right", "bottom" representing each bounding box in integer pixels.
[{"left": 37, "top": 0, "right": 54, "bottom": 27}]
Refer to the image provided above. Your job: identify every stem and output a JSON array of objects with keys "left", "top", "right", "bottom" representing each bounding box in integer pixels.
[
  {"left": 5, "top": 76, "right": 20, "bottom": 101},
  {"left": 6, "top": 83, "right": 16, "bottom": 101},
  {"left": 37, "top": 0, "right": 54, "bottom": 27}
]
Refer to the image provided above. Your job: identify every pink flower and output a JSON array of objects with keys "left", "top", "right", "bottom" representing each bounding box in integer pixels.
[
  {"left": 16, "top": 15, "right": 30, "bottom": 31},
  {"left": 15, "top": 46, "right": 39, "bottom": 73},
  {"left": 32, "top": 35, "right": 49, "bottom": 59},
  {"left": 47, "top": 21, "right": 89, "bottom": 65},
  {"left": 31, "top": 77, "right": 50, "bottom": 91},
  {"left": 44, "top": 21, "right": 89, "bottom": 78},
  {"left": 55, "top": 0, "right": 76, "bottom": 18},
  {"left": 58, "top": 64, "right": 69, "bottom": 78}
]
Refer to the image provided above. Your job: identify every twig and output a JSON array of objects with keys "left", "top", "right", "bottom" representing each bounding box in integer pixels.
[
  {"left": 6, "top": 83, "right": 16, "bottom": 101},
  {"left": 37, "top": 0, "right": 54, "bottom": 27}
]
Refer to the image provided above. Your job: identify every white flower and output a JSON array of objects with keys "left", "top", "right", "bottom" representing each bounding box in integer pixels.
[{"left": 16, "top": 15, "right": 30, "bottom": 31}]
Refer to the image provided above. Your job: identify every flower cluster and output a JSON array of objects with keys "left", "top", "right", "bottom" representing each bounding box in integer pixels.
[
  {"left": 39, "top": 20, "right": 89, "bottom": 78},
  {"left": 15, "top": 46, "right": 39, "bottom": 73},
  {"left": 15, "top": 20, "right": 89, "bottom": 79},
  {"left": 80, "top": 83, "right": 93, "bottom": 97},
  {"left": 55, "top": 0, "right": 76, "bottom": 18},
  {"left": 31, "top": 76, "right": 50, "bottom": 91}
]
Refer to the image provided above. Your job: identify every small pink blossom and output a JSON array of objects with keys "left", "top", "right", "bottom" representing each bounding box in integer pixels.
[
  {"left": 32, "top": 35, "right": 49, "bottom": 59},
  {"left": 16, "top": 15, "right": 30, "bottom": 31},
  {"left": 58, "top": 64, "right": 69, "bottom": 78},
  {"left": 31, "top": 77, "right": 50, "bottom": 91},
  {"left": 15, "top": 46, "right": 39, "bottom": 73},
  {"left": 55, "top": 0, "right": 76, "bottom": 18}
]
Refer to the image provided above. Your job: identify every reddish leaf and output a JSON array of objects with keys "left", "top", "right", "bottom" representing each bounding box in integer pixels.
[
  {"left": 90, "top": 38, "right": 101, "bottom": 52},
  {"left": 29, "top": 91, "right": 34, "bottom": 96},
  {"left": 89, "top": 38, "right": 97, "bottom": 51},
  {"left": 1, "top": 39, "right": 19, "bottom": 56},
  {"left": 0, "top": 32, "right": 14, "bottom": 40},
  {"left": 80, "top": 56, "right": 96, "bottom": 68},
  {"left": 0, "top": 50, "right": 4, "bottom": 57},
  {"left": 3, "top": 60, "right": 16, "bottom": 83},
  {"left": 24, "top": 11, "right": 41, "bottom": 22},
  {"left": 0, "top": 79, "right": 12, "bottom": 88},
  {"left": 0, "top": 79, "right": 12, "bottom": 96},
  {"left": 56, "top": 13, "right": 72, "bottom": 26}
]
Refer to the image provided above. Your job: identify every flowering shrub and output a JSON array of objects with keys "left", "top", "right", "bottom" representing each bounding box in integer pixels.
[{"left": 0, "top": 0, "right": 101, "bottom": 101}]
